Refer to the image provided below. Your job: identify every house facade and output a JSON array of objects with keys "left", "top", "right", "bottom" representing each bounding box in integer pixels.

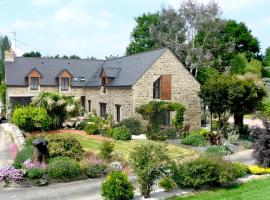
[{"left": 4, "top": 48, "right": 201, "bottom": 131}]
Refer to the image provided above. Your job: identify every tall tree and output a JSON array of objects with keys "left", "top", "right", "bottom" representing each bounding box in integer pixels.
[
  {"left": 0, "top": 36, "right": 11, "bottom": 60},
  {"left": 22, "top": 51, "right": 42, "bottom": 57},
  {"left": 126, "top": 13, "right": 159, "bottom": 55},
  {"left": 263, "top": 47, "right": 270, "bottom": 66}
]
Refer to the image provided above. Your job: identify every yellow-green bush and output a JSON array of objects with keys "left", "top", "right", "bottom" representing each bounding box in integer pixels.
[{"left": 248, "top": 165, "right": 270, "bottom": 175}]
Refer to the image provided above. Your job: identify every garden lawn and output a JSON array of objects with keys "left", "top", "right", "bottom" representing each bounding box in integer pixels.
[
  {"left": 167, "top": 177, "right": 270, "bottom": 200},
  {"left": 61, "top": 133, "right": 197, "bottom": 160}
]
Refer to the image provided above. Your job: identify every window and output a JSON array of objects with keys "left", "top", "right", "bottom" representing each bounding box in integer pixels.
[
  {"left": 100, "top": 103, "right": 107, "bottom": 118},
  {"left": 153, "top": 77, "right": 161, "bottom": 99},
  {"left": 115, "top": 104, "right": 121, "bottom": 123},
  {"left": 30, "top": 77, "right": 39, "bottom": 90},
  {"left": 88, "top": 100, "right": 91, "bottom": 112},
  {"left": 81, "top": 96, "right": 85, "bottom": 111},
  {"left": 101, "top": 77, "right": 106, "bottom": 93},
  {"left": 60, "top": 77, "right": 69, "bottom": 91}
]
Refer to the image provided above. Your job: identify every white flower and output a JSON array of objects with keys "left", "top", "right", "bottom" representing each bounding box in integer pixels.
[
  {"left": 57, "top": 99, "right": 66, "bottom": 106},
  {"left": 66, "top": 105, "right": 75, "bottom": 113}
]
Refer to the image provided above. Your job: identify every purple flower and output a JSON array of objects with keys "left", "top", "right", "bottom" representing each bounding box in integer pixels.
[
  {"left": 0, "top": 167, "right": 23, "bottom": 182},
  {"left": 23, "top": 159, "right": 45, "bottom": 169}
]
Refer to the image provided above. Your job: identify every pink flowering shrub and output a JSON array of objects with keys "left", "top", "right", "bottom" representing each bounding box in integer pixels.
[
  {"left": 8, "top": 144, "right": 18, "bottom": 160},
  {"left": 23, "top": 159, "right": 46, "bottom": 169},
  {"left": 0, "top": 167, "right": 24, "bottom": 182},
  {"left": 80, "top": 152, "right": 106, "bottom": 171}
]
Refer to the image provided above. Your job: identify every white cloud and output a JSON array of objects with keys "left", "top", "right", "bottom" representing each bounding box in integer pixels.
[
  {"left": 54, "top": 7, "right": 92, "bottom": 24},
  {"left": 12, "top": 20, "right": 46, "bottom": 31},
  {"left": 168, "top": 0, "right": 269, "bottom": 12}
]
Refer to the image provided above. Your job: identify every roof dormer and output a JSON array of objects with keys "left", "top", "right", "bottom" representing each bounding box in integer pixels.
[
  {"left": 56, "top": 69, "right": 73, "bottom": 91},
  {"left": 25, "top": 68, "right": 43, "bottom": 90}
]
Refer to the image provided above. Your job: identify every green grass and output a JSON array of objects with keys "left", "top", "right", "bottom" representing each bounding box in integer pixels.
[
  {"left": 167, "top": 177, "right": 270, "bottom": 200},
  {"left": 61, "top": 133, "right": 197, "bottom": 160}
]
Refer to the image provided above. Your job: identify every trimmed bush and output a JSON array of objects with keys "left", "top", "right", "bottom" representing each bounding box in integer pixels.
[
  {"left": 47, "top": 157, "right": 81, "bottom": 179},
  {"left": 181, "top": 133, "right": 208, "bottom": 146},
  {"left": 13, "top": 145, "right": 33, "bottom": 169},
  {"left": 151, "top": 128, "right": 178, "bottom": 141},
  {"left": 86, "top": 164, "right": 107, "bottom": 178},
  {"left": 101, "top": 171, "right": 134, "bottom": 200},
  {"left": 100, "top": 141, "right": 114, "bottom": 160},
  {"left": 205, "top": 145, "right": 231, "bottom": 156},
  {"left": 115, "top": 117, "right": 144, "bottom": 135},
  {"left": 159, "top": 177, "right": 176, "bottom": 192},
  {"left": 12, "top": 106, "right": 51, "bottom": 132},
  {"left": 45, "top": 134, "right": 84, "bottom": 160},
  {"left": 171, "top": 156, "right": 247, "bottom": 189},
  {"left": 27, "top": 168, "right": 43, "bottom": 179},
  {"left": 112, "top": 126, "right": 131, "bottom": 140}
]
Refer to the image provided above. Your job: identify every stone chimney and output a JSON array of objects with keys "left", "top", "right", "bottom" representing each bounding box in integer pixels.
[{"left": 4, "top": 49, "right": 15, "bottom": 62}]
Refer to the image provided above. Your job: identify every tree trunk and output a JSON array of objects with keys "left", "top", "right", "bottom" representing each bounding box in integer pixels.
[{"left": 234, "top": 113, "right": 244, "bottom": 128}]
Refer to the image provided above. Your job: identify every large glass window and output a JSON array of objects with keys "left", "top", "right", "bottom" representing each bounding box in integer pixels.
[
  {"left": 30, "top": 77, "right": 39, "bottom": 90},
  {"left": 153, "top": 77, "right": 161, "bottom": 99},
  {"left": 60, "top": 77, "right": 69, "bottom": 91}
]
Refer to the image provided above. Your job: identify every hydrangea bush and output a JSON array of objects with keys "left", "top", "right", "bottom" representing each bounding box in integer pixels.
[
  {"left": 23, "top": 159, "right": 45, "bottom": 169},
  {"left": 109, "top": 161, "right": 123, "bottom": 172},
  {"left": 0, "top": 167, "right": 24, "bottom": 182}
]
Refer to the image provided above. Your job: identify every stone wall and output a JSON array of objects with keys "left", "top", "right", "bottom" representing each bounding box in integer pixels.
[{"left": 132, "top": 49, "right": 201, "bottom": 131}]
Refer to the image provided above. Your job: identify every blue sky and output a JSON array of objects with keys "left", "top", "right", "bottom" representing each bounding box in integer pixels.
[{"left": 0, "top": 0, "right": 269, "bottom": 59}]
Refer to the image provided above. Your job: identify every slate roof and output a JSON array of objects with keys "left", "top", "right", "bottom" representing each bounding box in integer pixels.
[{"left": 5, "top": 48, "right": 167, "bottom": 87}]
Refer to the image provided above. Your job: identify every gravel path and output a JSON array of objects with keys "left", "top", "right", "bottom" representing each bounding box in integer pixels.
[
  {"left": 225, "top": 149, "right": 255, "bottom": 165},
  {"left": 0, "top": 126, "right": 12, "bottom": 167}
]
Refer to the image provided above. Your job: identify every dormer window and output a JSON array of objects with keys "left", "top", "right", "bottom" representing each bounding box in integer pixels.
[
  {"left": 30, "top": 77, "right": 39, "bottom": 90},
  {"left": 60, "top": 77, "right": 69, "bottom": 91}
]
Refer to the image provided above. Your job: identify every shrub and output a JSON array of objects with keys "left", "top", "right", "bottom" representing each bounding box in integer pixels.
[
  {"left": 115, "top": 117, "right": 144, "bottom": 135},
  {"left": 252, "top": 122, "right": 270, "bottom": 167},
  {"left": 101, "top": 171, "right": 134, "bottom": 200},
  {"left": 47, "top": 157, "right": 81, "bottom": 179},
  {"left": 151, "top": 128, "right": 178, "bottom": 141},
  {"left": 13, "top": 145, "right": 33, "bottom": 169},
  {"left": 86, "top": 163, "right": 107, "bottom": 178},
  {"left": 76, "top": 121, "right": 87, "bottom": 130},
  {"left": 205, "top": 145, "right": 231, "bottom": 156},
  {"left": 171, "top": 156, "right": 247, "bottom": 189},
  {"left": 181, "top": 133, "right": 208, "bottom": 146},
  {"left": 248, "top": 165, "right": 270, "bottom": 175},
  {"left": 130, "top": 143, "right": 169, "bottom": 198},
  {"left": 85, "top": 114, "right": 112, "bottom": 135},
  {"left": 23, "top": 159, "right": 44, "bottom": 169},
  {"left": 108, "top": 161, "right": 123, "bottom": 172},
  {"left": 112, "top": 126, "right": 131, "bottom": 140},
  {"left": 0, "top": 167, "right": 24, "bottom": 182},
  {"left": 240, "top": 140, "right": 253, "bottom": 149},
  {"left": 12, "top": 106, "right": 51, "bottom": 132},
  {"left": 159, "top": 177, "right": 176, "bottom": 192},
  {"left": 100, "top": 141, "right": 115, "bottom": 160},
  {"left": 232, "top": 162, "right": 249, "bottom": 177},
  {"left": 45, "top": 134, "right": 84, "bottom": 160},
  {"left": 27, "top": 168, "right": 43, "bottom": 179}
]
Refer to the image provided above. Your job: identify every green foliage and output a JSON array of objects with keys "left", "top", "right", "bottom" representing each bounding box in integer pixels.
[
  {"left": 151, "top": 127, "right": 178, "bottom": 141},
  {"left": 181, "top": 133, "right": 208, "bottom": 147},
  {"left": 115, "top": 117, "right": 144, "bottom": 135},
  {"left": 22, "top": 51, "right": 42, "bottom": 57},
  {"left": 171, "top": 156, "right": 247, "bottom": 189},
  {"left": 159, "top": 177, "right": 176, "bottom": 192},
  {"left": 126, "top": 12, "right": 160, "bottom": 55},
  {"left": 13, "top": 145, "right": 33, "bottom": 169},
  {"left": 263, "top": 47, "right": 270, "bottom": 66},
  {"left": 196, "top": 67, "right": 219, "bottom": 85},
  {"left": 12, "top": 106, "right": 51, "bottom": 132},
  {"left": 47, "top": 157, "right": 81, "bottom": 179},
  {"left": 27, "top": 168, "right": 44, "bottom": 179},
  {"left": 0, "top": 83, "right": 6, "bottom": 113},
  {"left": 100, "top": 141, "right": 115, "bottom": 160},
  {"left": 112, "top": 126, "right": 131, "bottom": 141},
  {"left": 136, "top": 101, "right": 184, "bottom": 135},
  {"left": 86, "top": 163, "right": 107, "bottom": 178},
  {"left": 240, "top": 140, "right": 253, "bottom": 149},
  {"left": 130, "top": 142, "right": 169, "bottom": 198},
  {"left": 173, "top": 105, "right": 186, "bottom": 131},
  {"left": 262, "top": 67, "right": 270, "bottom": 78},
  {"left": 45, "top": 134, "right": 84, "bottom": 160},
  {"left": 85, "top": 114, "right": 112, "bottom": 135},
  {"left": 0, "top": 35, "right": 11, "bottom": 60},
  {"left": 31, "top": 92, "right": 82, "bottom": 129},
  {"left": 205, "top": 145, "right": 231, "bottom": 156},
  {"left": 76, "top": 120, "right": 87, "bottom": 130},
  {"left": 101, "top": 171, "right": 134, "bottom": 200}
]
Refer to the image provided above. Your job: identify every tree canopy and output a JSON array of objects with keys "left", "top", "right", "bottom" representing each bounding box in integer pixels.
[
  {"left": 263, "top": 47, "right": 270, "bottom": 66},
  {"left": 22, "top": 51, "right": 42, "bottom": 57}
]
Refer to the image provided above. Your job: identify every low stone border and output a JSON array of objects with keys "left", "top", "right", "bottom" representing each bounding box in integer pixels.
[{"left": 0, "top": 123, "right": 25, "bottom": 150}]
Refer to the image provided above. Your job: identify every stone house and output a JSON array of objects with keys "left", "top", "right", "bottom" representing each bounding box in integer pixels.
[{"left": 4, "top": 48, "right": 201, "bottom": 130}]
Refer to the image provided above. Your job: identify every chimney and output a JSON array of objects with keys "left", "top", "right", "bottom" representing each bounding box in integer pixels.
[{"left": 4, "top": 49, "right": 15, "bottom": 62}]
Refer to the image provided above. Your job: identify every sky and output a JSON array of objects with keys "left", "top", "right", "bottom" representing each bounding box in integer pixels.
[{"left": 0, "top": 0, "right": 269, "bottom": 59}]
